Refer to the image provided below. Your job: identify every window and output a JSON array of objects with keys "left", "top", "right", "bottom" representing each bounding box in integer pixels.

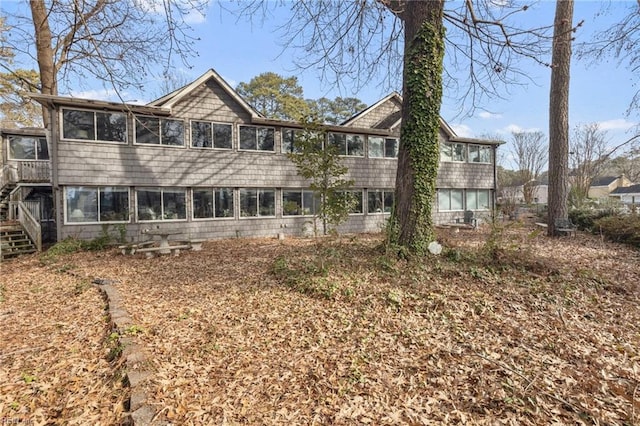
[
  {"left": 65, "top": 186, "right": 129, "bottom": 223},
  {"left": 469, "top": 145, "right": 492, "bottom": 163},
  {"left": 240, "top": 188, "right": 275, "bottom": 217},
  {"left": 336, "top": 190, "right": 364, "bottom": 214},
  {"left": 282, "top": 189, "right": 319, "bottom": 216},
  {"left": 368, "top": 189, "right": 394, "bottom": 214},
  {"left": 282, "top": 128, "right": 323, "bottom": 153},
  {"left": 193, "top": 188, "right": 234, "bottom": 219},
  {"left": 368, "top": 137, "right": 398, "bottom": 158},
  {"left": 136, "top": 188, "right": 186, "bottom": 221},
  {"left": 191, "top": 121, "right": 232, "bottom": 149},
  {"left": 62, "top": 109, "right": 127, "bottom": 142},
  {"left": 328, "top": 132, "right": 364, "bottom": 156},
  {"left": 438, "top": 189, "right": 464, "bottom": 211},
  {"left": 440, "top": 142, "right": 466, "bottom": 162},
  {"left": 466, "top": 189, "right": 491, "bottom": 210},
  {"left": 239, "top": 125, "right": 275, "bottom": 151},
  {"left": 8, "top": 136, "right": 49, "bottom": 160},
  {"left": 135, "top": 116, "right": 184, "bottom": 146}
]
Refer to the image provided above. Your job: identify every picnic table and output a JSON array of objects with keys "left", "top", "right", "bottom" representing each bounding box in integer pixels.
[{"left": 143, "top": 229, "right": 181, "bottom": 254}]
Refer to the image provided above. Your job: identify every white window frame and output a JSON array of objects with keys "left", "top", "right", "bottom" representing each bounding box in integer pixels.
[
  {"left": 61, "top": 108, "right": 128, "bottom": 144},
  {"left": 468, "top": 144, "right": 492, "bottom": 164},
  {"left": 135, "top": 187, "right": 187, "bottom": 222},
  {"left": 192, "top": 188, "right": 235, "bottom": 220},
  {"left": 134, "top": 116, "right": 186, "bottom": 147},
  {"left": 282, "top": 189, "right": 320, "bottom": 216},
  {"left": 367, "top": 189, "right": 394, "bottom": 214},
  {"left": 64, "top": 186, "right": 130, "bottom": 225},
  {"left": 7, "top": 135, "right": 49, "bottom": 161},
  {"left": 190, "top": 120, "right": 233, "bottom": 150},
  {"left": 238, "top": 125, "right": 275, "bottom": 152},
  {"left": 328, "top": 132, "right": 365, "bottom": 157},
  {"left": 438, "top": 189, "right": 465, "bottom": 211},
  {"left": 239, "top": 188, "right": 276, "bottom": 218}
]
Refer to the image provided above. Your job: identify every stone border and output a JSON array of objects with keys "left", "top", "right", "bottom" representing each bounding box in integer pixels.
[{"left": 93, "top": 278, "right": 158, "bottom": 425}]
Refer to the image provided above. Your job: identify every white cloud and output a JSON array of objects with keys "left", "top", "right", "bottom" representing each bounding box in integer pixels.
[
  {"left": 451, "top": 123, "right": 473, "bottom": 137},
  {"left": 498, "top": 124, "right": 541, "bottom": 134},
  {"left": 596, "top": 118, "right": 637, "bottom": 131},
  {"left": 68, "top": 89, "right": 118, "bottom": 100},
  {"left": 477, "top": 111, "right": 503, "bottom": 120}
]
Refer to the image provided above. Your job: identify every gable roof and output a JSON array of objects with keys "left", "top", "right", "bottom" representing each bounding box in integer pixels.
[
  {"left": 590, "top": 176, "right": 619, "bottom": 187},
  {"left": 148, "top": 69, "right": 262, "bottom": 118},
  {"left": 611, "top": 184, "right": 640, "bottom": 195},
  {"left": 342, "top": 92, "right": 503, "bottom": 145}
]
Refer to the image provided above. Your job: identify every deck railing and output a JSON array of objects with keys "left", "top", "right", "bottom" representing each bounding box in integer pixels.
[
  {"left": 16, "top": 161, "right": 51, "bottom": 183},
  {"left": 9, "top": 201, "right": 42, "bottom": 252},
  {"left": 1, "top": 164, "right": 18, "bottom": 192}
]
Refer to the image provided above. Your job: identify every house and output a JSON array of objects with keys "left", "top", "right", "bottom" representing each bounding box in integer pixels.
[
  {"left": 588, "top": 175, "right": 631, "bottom": 199},
  {"left": 1, "top": 68, "right": 501, "bottom": 250},
  {"left": 500, "top": 179, "right": 548, "bottom": 205},
  {"left": 610, "top": 184, "right": 640, "bottom": 206}
]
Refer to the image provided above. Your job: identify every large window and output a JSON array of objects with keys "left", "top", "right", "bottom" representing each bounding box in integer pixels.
[
  {"left": 62, "top": 109, "right": 127, "bottom": 143},
  {"left": 368, "top": 137, "right": 398, "bottom": 158},
  {"left": 240, "top": 188, "right": 275, "bottom": 217},
  {"left": 8, "top": 136, "right": 49, "bottom": 160},
  {"left": 193, "top": 188, "right": 234, "bottom": 219},
  {"left": 136, "top": 188, "right": 186, "bottom": 221},
  {"left": 468, "top": 145, "right": 492, "bottom": 163},
  {"left": 239, "top": 126, "right": 275, "bottom": 151},
  {"left": 282, "top": 189, "right": 319, "bottom": 216},
  {"left": 191, "top": 121, "right": 232, "bottom": 149},
  {"left": 65, "top": 187, "right": 129, "bottom": 223},
  {"left": 440, "top": 142, "right": 466, "bottom": 162},
  {"left": 466, "top": 189, "right": 491, "bottom": 210},
  {"left": 368, "top": 189, "right": 394, "bottom": 214},
  {"left": 337, "top": 190, "right": 364, "bottom": 214},
  {"left": 438, "top": 189, "right": 465, "bottom": 211},
  {"left": 328, "top": 132, "right": 364, "bottom": 156},
  {"left": 135, "top": 116, "right": 185, "bottom": 146}
]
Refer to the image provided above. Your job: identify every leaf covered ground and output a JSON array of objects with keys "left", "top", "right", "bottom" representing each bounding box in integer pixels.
[{"left": 1, "top": 224, "right": 639, "bottom": 425}]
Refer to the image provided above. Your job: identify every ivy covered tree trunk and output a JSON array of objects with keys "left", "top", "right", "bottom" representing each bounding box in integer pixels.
[{"left": 391, "top": 1, "right": 445, "bottom": 254}]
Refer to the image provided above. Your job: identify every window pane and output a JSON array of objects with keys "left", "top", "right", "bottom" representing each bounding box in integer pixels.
[
  {"left": 467, "top": 190, "right": 478, "bottom": 210},
  {"left": 452, "top": 143, "right": 466, "bottom": 162},
  {"left": 193, "top": 189, "right": 213, "bottom": 218},
  {"left": 96, "top": 112, "right": 126, "bottom": 142},
  {"left": 192, "top": 121, "right": 212, "bottom": 148},
  {"left": 385, "top": 138, "right": 398, "bottom": 158},
  {"left": 303, "top": 190, "right": 319, "bottom": 215},
  {"left": 136, "top": 117, "right": 160, "bottom": 144},
  {"left": 368, "top": 190, "right": 384, "bottom": 213},
  {"left": 469, "top": 146, "right": 480, "bottom": 163},
  {"left": 99, "top": 187, "right": 129, "bottom": 221},
  {"left": 478, "top": 190, "right": 490, "bottom": 210},
  {"left": 347, "top": 134, "right": 364, "bottom": 156},
  {"left": 63, "top": 110, "right": 94, "bottom": 140},
  {"left": 8, "top": 136, "right": 36, "bottom": 160},
  {"left": 329, "top": 133, "right": 346, "bottom": 154},
  {"left": 162, "top": 120, "right": 184, "bottom": 146},
  {"left": 283, "top": 190, "right": 302, "bottom": 215},
  {"left": 213, "top": 124, "right": 232, "bottom": 149},
  {"left": 239, "top": 126, "right": 256, "bottom": 150},
  {"left": 137, "top": 189, "right": 162, "bottom": 220},
  {"left": 369, "top": 136, "right": 384, "bottom": 158},
  {"left": 451, "top": 189, "right": 464, "bottom": 210},
  {"left": 440, "top": 143, "right": 452, "bottom": 162},
  {"left": 36, "top": 138, "right": 49, "bottom": 160},
  {"left": 282, "top": 129, "right": 296, "bottom": 153},
  {"left": 215, "top": 188, "right": 234, "bottom": 217},
  {"left": 66, "top": 187, "right": 98, "bottom": 222},
  {"left": 257, "top": 128, "right": 274, "bottom": 151},
  {"left": 259, "top": 189, "right": 275, "bottom": 216},
  {"left": 438, "top": 190, "right": 450, "bottom": 211},
  {"left": 384, "top": 191, "right": 394, "bottom": 213},
  {"left": 350, "top": 191, "right": 363, "bottom": 214},
  {"left": 479, "top": 146, "right": 492, "bottom": 163},
  {"left": 240, "top": 189, "right": 257, "bottom": 217},
  {"left": 163, "top": 190, "right": 186, "bottom": 219}
]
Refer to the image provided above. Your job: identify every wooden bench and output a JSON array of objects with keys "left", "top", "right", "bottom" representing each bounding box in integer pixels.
[
  {"left": 118, "top": 240, "right": 155, "bottom": 255},
  {"left": 555, "top": 218, "right": 577, "bottom": 237},
  {"left": 136, "top": 245, "right": 191, "bottom": 258}
]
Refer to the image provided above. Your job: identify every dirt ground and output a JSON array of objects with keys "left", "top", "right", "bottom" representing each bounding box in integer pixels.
[{"left": 1, "top": 223, "right": 639, "bottom": 425}]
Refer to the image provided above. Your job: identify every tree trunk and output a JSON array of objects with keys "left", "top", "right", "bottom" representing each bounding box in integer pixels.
[
  {"left": 392, "top": 0, "right": 445, "bottom": 255},
  {"left": 30, "top": 0, "right": 56, "bottom": 127},
  {"left": 547, "top": 0, "right": 574, "bottom": 236}
]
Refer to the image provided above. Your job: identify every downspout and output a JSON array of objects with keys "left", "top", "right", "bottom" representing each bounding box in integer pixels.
[{"left": 46, "top": 102, "right": 62, "bottom": 243}]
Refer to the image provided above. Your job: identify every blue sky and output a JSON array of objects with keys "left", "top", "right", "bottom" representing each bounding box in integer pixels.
[{"left": 3, "top": 0, "right": 639, "bottom": 167}]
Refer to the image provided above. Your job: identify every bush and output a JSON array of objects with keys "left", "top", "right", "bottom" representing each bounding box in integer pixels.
[
  {"left": 593, "top": 214, "right": 640, "bottom": 248},
  {"left": 569, "top": 207, "right": 617, "bottom": 231}
]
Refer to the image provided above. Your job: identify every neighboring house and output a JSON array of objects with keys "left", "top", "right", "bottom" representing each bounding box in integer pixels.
[
  {"left": 500, "top": 181, "right": 548, "bottom": 205},
  {"left": 610, "top": 184, "right": 640, "bottom": 206},
  {"left": 588, "top": 175, "right": 631, "bottom": 199},
  {"left": 1, "top": 68, "right": 501, "bottom": 247}
]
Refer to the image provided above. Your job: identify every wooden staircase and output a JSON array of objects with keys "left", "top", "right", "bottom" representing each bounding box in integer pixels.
[
  {"left": 1, "top": 222, "right": 37, "bottom": 260},
  {"left": 0, "top": 182, "right": 16, "bottom": 221}
]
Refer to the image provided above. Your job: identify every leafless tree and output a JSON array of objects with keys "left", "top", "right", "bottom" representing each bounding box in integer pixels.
[
  {"left": 511, "top": 131, "right": 548, "bottom": 204},
  {"left": 569, "top": 122, "right": 609, "bottom": 203},
  {"left": 5, "top": 0, "right": 208, "bottom": 124},
  {"left": 547, "top": 0, "right": 575, "bottom": 236},
  {"left": 230, "top": 0, "right": 557, "bottom": 253}
]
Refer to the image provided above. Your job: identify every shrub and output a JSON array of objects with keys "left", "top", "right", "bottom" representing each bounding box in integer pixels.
[
  {"left": 569, "top": 207, "right": 617, "bottom": 231},
  {"left": 593, "top": 214, "right": 640, "bottom": 248}
]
